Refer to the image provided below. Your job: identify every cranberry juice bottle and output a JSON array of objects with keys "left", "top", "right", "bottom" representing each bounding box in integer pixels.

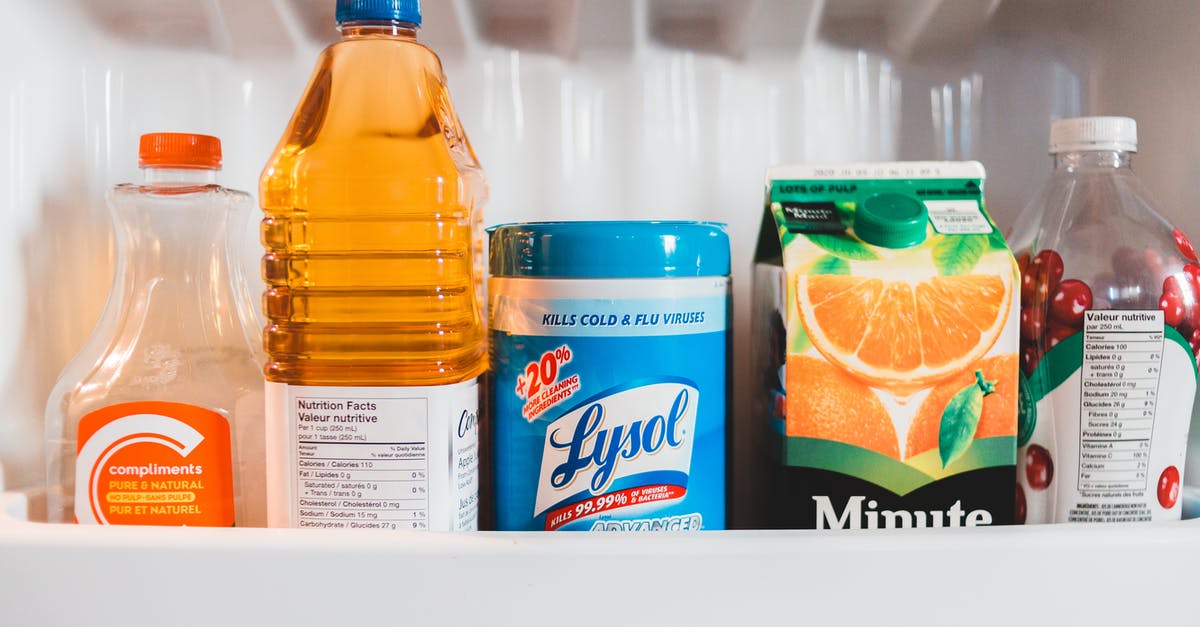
[{"left": 1010, "top": 117, "right": 1197, "bottom": 523}]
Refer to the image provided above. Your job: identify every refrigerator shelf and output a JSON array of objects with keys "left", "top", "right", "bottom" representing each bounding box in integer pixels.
[{"left": 2, "top": 489, "right": 1197, "bottom": 626}]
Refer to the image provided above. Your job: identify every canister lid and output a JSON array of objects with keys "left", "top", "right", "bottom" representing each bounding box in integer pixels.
[{"left": 488, "top": 221, "right": 730, "bottom": 278}]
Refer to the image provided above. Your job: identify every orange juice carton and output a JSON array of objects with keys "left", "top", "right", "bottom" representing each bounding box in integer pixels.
[{"left": 753, "top": 162, "right": 1020, "bottom": 529}]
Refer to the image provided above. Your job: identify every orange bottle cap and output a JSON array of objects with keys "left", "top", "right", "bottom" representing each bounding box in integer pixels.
[{"left": 138, "top": 132, "right": 222, "bottom": 169}]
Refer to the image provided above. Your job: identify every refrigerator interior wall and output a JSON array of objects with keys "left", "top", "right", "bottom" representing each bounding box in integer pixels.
[{"left": 0, "top": 0, "right": 1197, "bottom": 525}]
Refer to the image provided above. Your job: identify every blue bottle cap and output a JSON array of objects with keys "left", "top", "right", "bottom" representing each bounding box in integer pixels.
[
  {"left": 488, "top": 221, "right": 730, "bottom": 279},
  {"left": 336, "top": 0, "right": 421, "bottom": 26}
]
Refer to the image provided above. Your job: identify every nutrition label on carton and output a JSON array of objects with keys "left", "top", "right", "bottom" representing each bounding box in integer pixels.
[
  {"left": 293, "top": 395, "right": 431, "bottom": 530},
  {"left": 1078, "top": 310, "right": 1164, "bottom": 492},
  {"left": 923, "top": 199, "right": 994, "bottom": 235}
]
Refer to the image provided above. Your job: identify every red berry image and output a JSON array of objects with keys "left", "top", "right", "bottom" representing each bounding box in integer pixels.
[
  {"left": 1035, "top": 283, "right": 1055, "bottom": 309},
  {"left": 1032, "top": 249, "right": 1064, "bottom": 280},
  {"left": 1021, "top": 344, "right": 1042, "bottom": 376},
  {"left": 1158, "top": 466, "right": 1180, "bottom": 509},
  {"left": 1182, "top": 266, "right": 1200, "bottom": 328},
  {"left": 1049, "top": 279, "right": 1092, "bottom": 327},
  {"left": 1020, "top": 260, "right": 1036, "bottom": 306},
  {"left": 1046, "top": 321, "right": 1075, "bottom": 348},
  {"left": 1025, "top": 444, "right": 1053, "bottom": 491},
  {"left": 1184, "top": 263, "right": 1200, "bottom": 293},
  {"left": 1029, "top": 249, "right": 1063, "bottom": 302},
  {"left": 1160, "top": 276, "right": 1186, "bottom": 327},
  {"left": 1021, "top": 305, "right": 1047, "bottom": 340},
  {"left": 1015, "top": 483, "right": 1027, "bottom": 525},
  {"left": 1175, "top": 228, "right": 1199, "bottom": 263}
]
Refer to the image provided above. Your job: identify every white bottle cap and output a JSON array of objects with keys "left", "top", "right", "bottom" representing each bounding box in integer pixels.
[{"left": 1049, "top": 116, "right": 1137, "bottom": 153}]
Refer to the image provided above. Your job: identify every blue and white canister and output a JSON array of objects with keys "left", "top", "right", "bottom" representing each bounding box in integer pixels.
[{"left": 488, "top": 221, "right": 730, "bottom": 531}]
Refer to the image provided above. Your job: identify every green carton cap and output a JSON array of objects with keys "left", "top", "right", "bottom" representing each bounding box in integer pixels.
[{"left": 854, "top": 193, "right": 928, "bottom": 249}]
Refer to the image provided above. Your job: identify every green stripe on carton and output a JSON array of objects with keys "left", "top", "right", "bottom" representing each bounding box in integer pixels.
[{"left": 780, "top": 436, "right": 1015, "bottom": 496}]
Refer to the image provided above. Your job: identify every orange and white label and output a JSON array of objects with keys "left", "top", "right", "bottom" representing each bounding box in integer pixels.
[{"left": 75, "top": 402, "right": 234, "bottom": 526}]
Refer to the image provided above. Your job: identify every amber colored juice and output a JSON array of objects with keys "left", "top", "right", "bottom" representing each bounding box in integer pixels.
[{"left": 260, "top": 23, "right": 487, "bottom": 387}]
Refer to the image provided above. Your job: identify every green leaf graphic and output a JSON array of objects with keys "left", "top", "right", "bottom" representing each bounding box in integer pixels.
[
  {"left": 1017, "top": 371, "right": 1036, "bottom": 448},
  {"left": 938, "top": 371, "right": 996, "bottom": 468},
  {"left": 987, "top": 227, "right": 1009, "bottom": 252},
  {"left": 778, "top": 220, "right": 799, "bottom": 249},
  {"left": 809, "top": 254, "right": 850, "bottom": 276},
  {"left": 932, "top": 234, "right": 987, "bottom": 276},
  {"left": 789, "top": 324, "right": 812, "bottom": 354},
  {"left": 836, "top": 203, "right": 855, "bottom": 224},
  {"left": 806, "top": 233, "right": 879, "bottom": 260}
]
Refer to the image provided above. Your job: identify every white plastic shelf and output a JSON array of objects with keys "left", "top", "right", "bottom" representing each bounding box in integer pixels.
[{"left": 2, "top": 491, "right": 1198, "bottom": 626}]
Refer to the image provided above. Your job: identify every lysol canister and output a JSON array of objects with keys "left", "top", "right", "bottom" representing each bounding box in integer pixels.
[{"left": 488, "top": 221, "right": 730, "bottom": 531}]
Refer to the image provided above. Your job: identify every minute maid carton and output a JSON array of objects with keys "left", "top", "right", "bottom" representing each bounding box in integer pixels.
[{"left": 754, "top": 162, "right": 1020, "bottom": 529}]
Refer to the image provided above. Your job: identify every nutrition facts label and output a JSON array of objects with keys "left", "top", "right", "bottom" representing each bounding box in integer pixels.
[
  {"left": 268, "top": 380, "right": 479, "bottom": 531},
  {"left": 293, "top": 395, "right": 431, "bottom": 530},
  {"left": 1078, "top": 310, "right": 1164, "bottom": 492}
]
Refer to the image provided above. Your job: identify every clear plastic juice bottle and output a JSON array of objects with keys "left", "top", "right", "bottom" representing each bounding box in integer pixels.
[
  {"left": 260, "top": 0, "right": 486, "bottom": 531},
  {"left": 45, "top": 132, "right": 264, "bottom": 526},
  {"left": 1010, "top": 116, "right": 1197, "bottom": 523}
]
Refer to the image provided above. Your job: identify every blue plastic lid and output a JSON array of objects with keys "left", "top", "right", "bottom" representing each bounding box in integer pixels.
[
  {"left": 336, "top": 0, "right": 421, "bottom": 26},
  {"left": 489, "top": 221, "right": 730, "bottom": 278}
]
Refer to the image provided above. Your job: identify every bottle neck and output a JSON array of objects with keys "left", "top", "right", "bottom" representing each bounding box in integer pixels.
[
  {"left": 97, "top": 172, "right": 259, "bottom": 362},
  {"left": 1053, "top": 150, "right": 1133, "bottom": 172},
  {"left": 338, "top": 20, "right": 418, "bottom": 40},
  {"left": 141, "top": 167, "right": 219, "bottom": 186},
  {"left": 108, "top": 180, "right": 247, "bottom": 341}
]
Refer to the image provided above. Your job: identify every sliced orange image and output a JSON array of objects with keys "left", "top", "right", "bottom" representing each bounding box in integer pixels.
[
  {"left": 786, "top": 354, "right": 899, "bottom": 459},
  {"left": 796, "top": 271, "right": 1011, "bottom": 393},
  {"left": 905, "top": 353, "right": 1019, "bottom": 459}
]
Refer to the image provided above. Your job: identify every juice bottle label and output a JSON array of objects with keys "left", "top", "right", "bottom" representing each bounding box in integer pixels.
[
  {"left": 755, "top": 162, "right": 1020, "bottom": 529},
  {"left": 490, "top": 276, "right": 727, "bottom": 531},
  {"left": 265, "top": 380, "right": 479, "bottom": 531},
  {"left": 75, "top": 402, "right": 235, "bottom": 526},
  {"left": 1016, "top": 262, "right": 1198, "bottom": 522}
]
